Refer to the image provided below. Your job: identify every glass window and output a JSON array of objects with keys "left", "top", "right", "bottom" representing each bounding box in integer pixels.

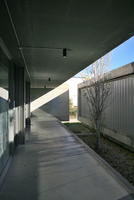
[{"left": 0, "top": 62, "right": 9, "bottom": 173}]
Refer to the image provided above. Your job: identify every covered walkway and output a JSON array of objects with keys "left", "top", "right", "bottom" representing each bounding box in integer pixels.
[{"left": 0, "top": 109, "right": 133, "bottom": 200}]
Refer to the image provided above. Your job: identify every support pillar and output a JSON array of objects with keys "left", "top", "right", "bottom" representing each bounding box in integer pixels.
[
  {"left": 8, "top": 62, "right": 15, "bottom": 154},
  {"left": 25, "top": 81, "right": 31, "bottom": 127},
  {"left": 15, "top": 66, "right": 25, "bottom": 145}
]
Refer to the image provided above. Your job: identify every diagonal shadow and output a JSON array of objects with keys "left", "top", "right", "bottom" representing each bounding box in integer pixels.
[{"left": 118, "top": 194, "right": 134, "bottom": 200}]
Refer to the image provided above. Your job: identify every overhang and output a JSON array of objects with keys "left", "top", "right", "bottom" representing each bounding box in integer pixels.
[{"left": 0, "top": 0, "right": 134, "bottom": 87}]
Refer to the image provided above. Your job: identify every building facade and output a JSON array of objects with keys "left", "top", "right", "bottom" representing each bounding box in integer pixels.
[
  {"left": 0, "top": 46, "right": 31, "bottom": 175},
  {"left": 78, "top": 62, "right": 134, "bottom": 151}
]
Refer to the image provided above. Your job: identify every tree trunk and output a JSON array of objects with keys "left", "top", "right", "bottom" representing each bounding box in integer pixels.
[{"left": 95, "top": 119, "right": 101, "bottom": 151}]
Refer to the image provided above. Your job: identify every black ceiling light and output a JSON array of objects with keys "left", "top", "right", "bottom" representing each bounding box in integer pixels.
[
  {"left": 48, "top": 77, "right": 51, "bottom": 82},
  {"left": 63, "top": 48, "right": 67, "bottom": 58}
]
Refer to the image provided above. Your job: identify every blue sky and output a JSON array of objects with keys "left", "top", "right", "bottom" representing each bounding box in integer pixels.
[
  {"left": 109, "top": 36, "right": 134, "bottom": 70},
  {"left": 75, "top": 36, "right": 134, "bottom": 77}
]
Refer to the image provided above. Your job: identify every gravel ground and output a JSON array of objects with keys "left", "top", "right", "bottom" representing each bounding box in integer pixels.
[{"left": 64, "top": 122, "right": 134, "bottom": 186}]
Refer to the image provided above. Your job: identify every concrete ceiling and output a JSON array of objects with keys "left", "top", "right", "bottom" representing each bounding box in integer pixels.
[{"left": 0, "top": 0, "right": 134, "bottom": 88}]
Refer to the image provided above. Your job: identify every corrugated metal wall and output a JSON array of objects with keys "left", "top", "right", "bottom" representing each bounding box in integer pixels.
[
  {"left": 104, "top": 75, "right": 134, "bottom": 138},
  {"left": 78, "top": 66, "right": 134, "bottom": 149}
]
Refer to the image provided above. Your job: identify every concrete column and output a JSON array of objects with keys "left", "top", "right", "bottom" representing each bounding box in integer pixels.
[
  {"left": 8, "top": 62, "right": 15, "bottom": 154},
  {"left": 25, "top": 81, "right": 31, "bottom": 127},
  {"left": 14, "top": 66, "right": 25, "bottom": 145}
]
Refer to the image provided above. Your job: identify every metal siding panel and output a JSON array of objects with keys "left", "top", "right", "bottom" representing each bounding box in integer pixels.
[{"left": 78, "top": 73, "right": 134, "bottom": 148}]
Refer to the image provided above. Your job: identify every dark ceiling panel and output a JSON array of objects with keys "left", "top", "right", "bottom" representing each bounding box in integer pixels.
[
  {"left": 1, "top": 0, "right": 134, "bottom": 87},
  {"left": 0, "top": 0, "right": 23, "bottom": 66}
]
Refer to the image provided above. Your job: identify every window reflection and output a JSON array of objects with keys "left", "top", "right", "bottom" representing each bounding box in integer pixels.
[{"left": 0, "top": 63, "right": 9, "bottom": 173}]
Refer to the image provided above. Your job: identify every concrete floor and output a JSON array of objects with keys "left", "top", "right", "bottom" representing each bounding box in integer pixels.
[{"left": 0, "top": 109, "right": 133, "bottom": 200}]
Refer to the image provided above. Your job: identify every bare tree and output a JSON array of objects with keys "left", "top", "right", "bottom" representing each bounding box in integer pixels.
[{"left": 81, "top": 55, "right": 111, "bottom": 150}]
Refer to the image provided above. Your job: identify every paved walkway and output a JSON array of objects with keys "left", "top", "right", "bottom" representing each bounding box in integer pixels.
[{"left": 0, "top": 109, "right": 133, "bottom": 200}]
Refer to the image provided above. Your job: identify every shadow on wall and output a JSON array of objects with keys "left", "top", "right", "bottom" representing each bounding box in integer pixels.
[{"left": 30, "top": 86, "right": 69, "bottom": 121}]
